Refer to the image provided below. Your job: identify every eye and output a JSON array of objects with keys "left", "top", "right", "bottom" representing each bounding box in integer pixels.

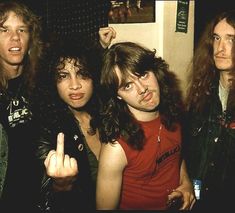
[
  {"left": 0, "top": 27, "right": 8, "bottom": 33},
  {"left": 57, "top": 71, "right": 69, "bottom": 81},
  {"left": 123, "top": 82, "right": 132, "bottom": 90},
  {"left": 76, "top": 70, "right": 90, "bottom": 80},
  {"left": 227, "top": 36, "right": 234, "bottom": 43},
  {"left": 18, "top": 27, "right": 29, "bottom": 33},
  {"left": 140, "top": 72, "right": 149, "bottom": 79},
  {"left": 18, "top": 29, "right": 25, "bottom": 33},
  {"left": 213, "top": 34, "right": 220, "bottom": 42}
]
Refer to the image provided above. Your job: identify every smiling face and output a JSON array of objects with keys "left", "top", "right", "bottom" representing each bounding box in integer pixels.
[
  {"left": 213, "top": 18, "right": 235, "bottom": 71},
  {"left": 116, "top": 67, "right": 160, "bottom": 119},
  {"left": 56, "top": 58, "right": 93, "bottom": 111},
  {"left": 0, "top": 11, "right": 30, "bottom": 69}
]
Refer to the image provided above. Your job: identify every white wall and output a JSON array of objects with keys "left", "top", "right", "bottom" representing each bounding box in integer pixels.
[
  {"left": 109, "top": 0, "right": 195, "bottom": 97},
  {"left": 163, "top": 1, "right": 195, "bottom": 96}
]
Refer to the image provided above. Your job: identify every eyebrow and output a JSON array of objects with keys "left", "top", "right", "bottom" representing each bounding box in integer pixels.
[
  {"left": 2, "top": 23, "right": 28, "bottom": 28},
  {"left": 213, "top": 32, "right": 235, "bottom": 37},
  {"left": 227, "top": 34, "right": 235, "bottom": 38},
  {"left": 118, "top": 73, "right": 140, "bottom": 89},
  {"left": 119, "top": 80, "right": 130, "bottom": 88}
]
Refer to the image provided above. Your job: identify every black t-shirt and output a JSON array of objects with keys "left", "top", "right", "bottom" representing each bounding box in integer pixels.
[{"left": 0, "top": 75, "right": 41, "bottom": 212}]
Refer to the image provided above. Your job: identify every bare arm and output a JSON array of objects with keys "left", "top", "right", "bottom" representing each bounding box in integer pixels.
[{"left": 96, "top": 142, "right": 127, "bottom": 209}]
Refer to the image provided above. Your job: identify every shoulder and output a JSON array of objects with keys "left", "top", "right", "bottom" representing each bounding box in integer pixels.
[
  {"left": 100, "top": 142, "right": 125, "bottom": 156},
  {"left": 99, "top": 142, "right": 127, "bottom": 169}
]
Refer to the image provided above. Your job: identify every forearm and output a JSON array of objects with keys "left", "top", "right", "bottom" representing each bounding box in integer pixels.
[{"left": 180, "top": 159, "right": 191, "bottom": 185}]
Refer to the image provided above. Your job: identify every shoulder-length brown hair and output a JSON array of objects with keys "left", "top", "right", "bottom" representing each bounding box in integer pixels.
[{"left": 99, "top": 42, "right": 184, "bottom": 149}]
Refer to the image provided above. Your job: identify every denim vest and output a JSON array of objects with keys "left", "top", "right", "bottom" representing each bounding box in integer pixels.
[{"left": 0, "top": 123, "right": 8, "bottom": 198}]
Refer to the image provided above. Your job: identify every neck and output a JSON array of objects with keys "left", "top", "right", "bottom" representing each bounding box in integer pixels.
[
  {"left": 71, "top": 109, "right": 96, "bottom": 135},
  {"left": 220, "top": 71, "right": 233, "bottom": 89},
  {"left": 5, "top": 64, "right": 23, "bottom": 80},
  {"left": 70, "top": 108, "right": 91, "bottom": 125},
  {"left": 132, "top": 110, "right": 159, "bottom": 122}
]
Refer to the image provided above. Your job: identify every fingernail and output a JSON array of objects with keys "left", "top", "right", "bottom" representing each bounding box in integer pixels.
[{"left": 59, "top": 132, "right": 64, "bottom": 139}]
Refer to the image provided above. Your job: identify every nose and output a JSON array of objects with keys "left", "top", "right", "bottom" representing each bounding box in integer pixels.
[
  {"left": 136, "top": 80, "right": 147, "bottom": 95},
  {"left": 217, "top": 39, "right": 226, "bottom": 52},
  {"left": 10, "top": 31, "right": 20, "bottom": 41},
  {"left": 69, "top": 77, "right": 82, "bottom": 90}
]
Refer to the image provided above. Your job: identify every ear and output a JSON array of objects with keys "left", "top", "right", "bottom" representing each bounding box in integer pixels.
[{"left": 117, "top": 95, "right": 122, "bottom": 100}]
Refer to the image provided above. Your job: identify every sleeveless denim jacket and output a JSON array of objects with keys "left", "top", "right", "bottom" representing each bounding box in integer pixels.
[{"left": 0, "top": 123, "right": 8, "bottom": 198}]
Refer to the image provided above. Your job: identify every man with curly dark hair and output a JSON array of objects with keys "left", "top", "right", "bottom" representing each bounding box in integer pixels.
[
  {"left": 184, "top": 10, "right": 235, "bottom": 211},
  {"left": 96, "top": 42, "right": 195, "bottom": 210},
  {"left": 32, "top": 39, "right": 105, "bottom": 212}
]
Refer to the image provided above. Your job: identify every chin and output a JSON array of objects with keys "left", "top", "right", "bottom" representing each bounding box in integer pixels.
[
  {"left": 217, "top": 66, "right": 233, "bottom": 71},
  {"left": 216, "top": 63, "right": 232, "bottom": 70}
]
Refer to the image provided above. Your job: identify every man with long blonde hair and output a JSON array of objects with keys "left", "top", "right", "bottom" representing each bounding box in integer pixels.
[
  {"left": 0, "top": 1, "right": 43, "bottom": 212},
  {"left": 184, "top": 10, "right": 235, "bottom": 211}
]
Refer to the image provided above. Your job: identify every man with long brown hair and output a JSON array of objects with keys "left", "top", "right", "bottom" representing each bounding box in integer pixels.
[
  {"left": 0, "top": 1, "right": 43, "bottom": 212},
  {"left": 96, "top": 42, "right": 195, "bottom": 210},
  {"left": 184, "top": 10, "right": 235, "bottom": 211}
]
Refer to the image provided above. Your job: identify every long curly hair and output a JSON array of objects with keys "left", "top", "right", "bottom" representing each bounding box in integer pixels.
[
  {"left": 0, "top": 1, "right": 43, "bottom": 92},
  {"left": 185, "top": 10, "right": 235, "bottom": 114},
  {"left": 99, "top": 42, "right": 184, "bottom": 150},
  {"left": 33, "top": 38, "right": 103, "bottom": 133}
]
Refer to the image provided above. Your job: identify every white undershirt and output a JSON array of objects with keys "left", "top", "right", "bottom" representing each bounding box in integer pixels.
[{"left": 219, "top": 80, "right": 229, "bottom": 112}]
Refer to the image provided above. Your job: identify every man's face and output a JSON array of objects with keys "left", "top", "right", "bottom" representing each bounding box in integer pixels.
[
  {"left": 213, "top": 18, "right": 235, "bottom": 71},
  {"left": 56, "top": 58, "right": 93, "bottom": 111},
  {"left": 0, "top": 11, "right": 30, "bottom": 69},
  {"left": 116, "top": 67, "right": 160, "bottom": 118}
]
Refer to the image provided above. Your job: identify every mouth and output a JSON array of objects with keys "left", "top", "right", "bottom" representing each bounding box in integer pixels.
[
  {"left": 8, "top": 47, "right": 21, "bottom": 53},
  {"left": 69, "top": 93, "right": 84, "bottom": 100},
  {"left": 141, "top": 92, "right": 153, "bottom": 102},
  {"left": 215, "top": 55, "right": 229, "bottom": 60}
]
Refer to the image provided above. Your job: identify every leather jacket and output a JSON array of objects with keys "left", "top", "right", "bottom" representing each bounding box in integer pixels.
[
  {"left": 184, "top": 81, "right": 235, "bottom": 203},
  {"left": 36, "top": 110, "right": 96, "bottom": 212}
]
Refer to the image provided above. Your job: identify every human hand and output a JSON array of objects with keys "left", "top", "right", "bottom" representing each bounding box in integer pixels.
[
  {"left": 172, "top": 183, "right": 196, "bottom": 210},
  {"left": 44, "top": 132, "right": 78, "bottom": 191},
  {"left": 99, "top": 27, "right": 116, "bottom": 49},
  {"left": 167, "top": 189, "right": 183, "bottom": 210}
]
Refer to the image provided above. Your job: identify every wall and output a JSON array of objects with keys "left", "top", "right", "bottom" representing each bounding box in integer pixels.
[
  {"left": 109, "top": 0, "right": 195, "bottom": 97},
  {"left": 163, "top": 1, "right": 194, "bottom": 96}
]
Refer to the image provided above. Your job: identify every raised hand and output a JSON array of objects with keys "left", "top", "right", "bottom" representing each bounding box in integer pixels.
[
  {"left": 44, "top": 132, "right": 78, "bottom": 191},
  {"left": 99, "top": 27, "right": 116, "bottom": 49}
]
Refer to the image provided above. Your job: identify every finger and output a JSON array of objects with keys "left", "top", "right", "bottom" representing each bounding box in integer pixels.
[
  {"left": 180, "top": 199, "right": 189, "bottom": 210},
  {"left": 105, "top": 31, "right": 113, "bottom": 42},
  {"left": 180, "top": 193, "right": 193, "bottom": 210},
  {"left": 46, "top": 153, "right": 57, "bottom": 176},
  {"left": 70, "top": 157, "right": 78, "bottom": 174},
  {"left": 64, "top": 154, "right": 71, "bottom": 169},
  {"left": 99, "top": 27, "right": 109, "bottom": 35},
  {"left": 168, "top": 189, "right": 182, "bottom": 200},
  {"left": 99, "top": 27, "right": 116, "bottom": 38},
  {"left": 44, "top": 150, "right": 56, "bottom": 167},
  {"left": 190, "top": 196, "right": 196, "bottom": 210},
  {"left": 167, "top": 190, "right": 183, "bottom": 209},
  {"left": 109, "top": 27, "right": 116, "bottom": 38},
  {"left": 56, "top": 132, "right": 65, "bottom": 166}
]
